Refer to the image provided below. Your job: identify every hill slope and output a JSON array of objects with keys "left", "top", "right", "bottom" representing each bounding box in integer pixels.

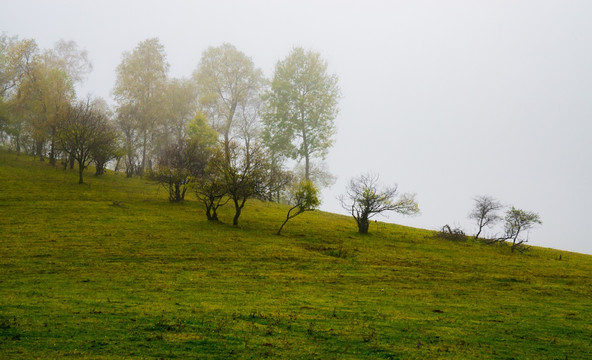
[{"left": 1, "top": 151, "right": 591, "bottom": 359}]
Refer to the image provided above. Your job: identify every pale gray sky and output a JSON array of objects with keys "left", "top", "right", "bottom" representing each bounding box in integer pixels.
[{"left": 2, "top": 0, "right": 591, "bottom": 254}]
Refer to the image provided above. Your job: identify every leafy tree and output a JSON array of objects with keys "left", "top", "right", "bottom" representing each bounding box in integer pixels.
[
  {"left": 186, "top": 112, "right": 218, "bottom": 148},
  {"left": 193, "top": 43, "right": 265, "bottom": 159},
  {"left": 469, "top": 195, "right": 504, "bottom": 240},
  {"left": 262, "top": 47, "right": 340, "bottom": 182},
  {"left": 162, "top": 78, "right": 198, "bottom": 145},
  {"left": 0, "top": 34, "right": 37, "bottom": 98},
  {"left": 84, "top": 98, "right": 118, "bottom": 175},
  {"left": 43, "top": 39, "right": 92, "bottom": 84},
  {"left": 1, "top": 38, "right": 38, "bottom": 153},
  {"left": 339, "top": 173, "right": 419, "bottom": 234},
  {"left": 500, "top": 207, "right": 542, "bottom": 252},
  {"left": 277, "top": 180, "right": 320, "bottom": 235},
  {"left": 150, "top": 138, "right": 210, "bottom": 202},
  {"left": 19, "top": 61, "right": 75, "bottom": 163},
  {"left": 115, "top": 104, "right": 140, "bottom": 177},
  {"left": 56, "top": 98, "right": 114, "bottom": 184},
  {"left": 113, "top": 38, "right": 169, "bottom": 175}
]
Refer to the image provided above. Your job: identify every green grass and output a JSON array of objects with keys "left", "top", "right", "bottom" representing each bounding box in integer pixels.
[{"left": 1, "top": 150, "right": 591, "bottom": 359}]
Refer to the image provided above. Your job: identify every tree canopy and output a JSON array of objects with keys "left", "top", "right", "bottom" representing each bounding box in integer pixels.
[{"left": 262, "top": 47, "right": 339, "bottom": 182}]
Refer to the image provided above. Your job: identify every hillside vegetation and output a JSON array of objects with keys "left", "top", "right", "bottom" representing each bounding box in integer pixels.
[{"left": 1, "top": 151, "right": 591, "bottom": 359}]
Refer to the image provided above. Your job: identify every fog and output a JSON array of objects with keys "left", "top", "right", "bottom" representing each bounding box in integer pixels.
[{"left": 3, "top": 0, "right": 591, "bottom": 254}]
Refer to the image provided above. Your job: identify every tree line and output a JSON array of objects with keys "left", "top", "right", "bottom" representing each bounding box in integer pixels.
[
  {"left": 0, "top": 35, "right": 340, "bottom": 228},
  {"left": 1, "top": 34, "right": 540, "bottom": 243}
]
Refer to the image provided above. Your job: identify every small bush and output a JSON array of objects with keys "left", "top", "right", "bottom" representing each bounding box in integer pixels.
[{"left": 436, "top": 224, "right": 468, "bottom": 241}]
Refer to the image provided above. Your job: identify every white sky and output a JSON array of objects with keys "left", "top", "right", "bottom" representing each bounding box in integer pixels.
[{"left": 2, "top": 0, "right": 591, "bottom": 254}]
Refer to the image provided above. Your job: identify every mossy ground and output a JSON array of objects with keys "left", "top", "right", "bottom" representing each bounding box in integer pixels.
[{"left": 1, "top": 150, "right": 591, "bottom": 359}]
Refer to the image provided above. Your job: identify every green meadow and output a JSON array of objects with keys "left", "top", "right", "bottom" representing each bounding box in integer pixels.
[{"left": 1, "top": 150, "right": 591, "bottom": 359}]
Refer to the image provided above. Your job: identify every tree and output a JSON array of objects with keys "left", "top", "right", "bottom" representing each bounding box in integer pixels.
[
  {"left": 499, "top": 207, "right": 542, "bottom": 252},
  {"left": 43, "top": 39, "right": 92, "bottom": 84},
  {"left": 469, "top": 195, "right": 503, "bottom": 240},
  {"left": 277, "top": 180, "right": 320, "bottom": 235},
  {"left": 113, "top": 38, "right": 169, "bottom": 175},
  {"left": 262, "top": 47, "right": 340, "bottom": 182},
  {"left": 115, "top": 104, "right": 140, "bottom": 177},
  {"left": 56, "top": 98, "right": 114, "bottom": 184},
  {"left": 193, "top": 43, "right": 265, "bottom": 159},
  {"left": 0, "top": 34, "right": 37, "bottom": 98},
  {"left": 149, "top": 138, "right": 210, "bottom": 202},
  {"left": 192, "top": 147, "right": 229, "bottom": 221},
  {"left": 339, "top": 173, "right": 419, "bottom": 234},
  {"left": 213, "top": 141, "right": 269, "bottom": 226},
  {"left": 85, "top": 97, "right": 119, "bottom": 175},
  {"left": 20, "top": 61, "right": 75, "bottom": 163},
  {"left": 1, "top": 37, "right": 39, "bottom": 154},
  {"left": 186, "top": 112, "right": 218, "bottom": 149},
  {"left": 162, "top": 78, "right": 198, "bottom": 145}
]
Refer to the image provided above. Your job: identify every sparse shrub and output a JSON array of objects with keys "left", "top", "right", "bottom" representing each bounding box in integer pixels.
[
  {"left": 277, "top": 180, "right": 320, "bottom": 235},
  {"left": 437, "top": 224, "right": 468, "bottom": 241}
]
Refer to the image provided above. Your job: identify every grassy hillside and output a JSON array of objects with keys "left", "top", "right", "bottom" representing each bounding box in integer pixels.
[{"left": 1, "top": 150, "right": 591, "bottom": 359}]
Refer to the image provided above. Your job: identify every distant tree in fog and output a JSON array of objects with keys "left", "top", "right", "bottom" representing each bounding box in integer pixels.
[
  {"left": 193, "top": 43, "right": 265, "bottom": 160},
  {"left": 56, "top": 98, "right": 114, "bottom": 184},
  {"left": 149, "top": 138, "right": 210, "bottom": 202},
  {"left": 262, "top": 47, "right": 339, "bottom": 182},
  {"left": 113, "top": 38, "right": 168, "bottom": 175}
]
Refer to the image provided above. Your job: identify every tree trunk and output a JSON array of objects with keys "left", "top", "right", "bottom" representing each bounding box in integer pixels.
[
  {"left": 305, "top": 154, "right": 310, "bottom": 181},
  {"left": 205, "top": 204, "right": 213, "bottom": 221},
  {"left": 49, "top": 138, "right": 56, "bottom": 166},
  {"left": 357, "top": 217, "right": 369, "bottom": 234},
  {"left": 78, "top": 160, "right": 84, "bottom": 184},
  {"left": 232, "top": 198, "right": 242, "bottom": 226},
  {"left": 277, "top": 219, "right": 289, "bottom": 235},
  {"left": 140, "top": 130, "right": 147, "bottom": 176},
  {"left": 95, "top": 161, "right": 105, "bottom": 176},
  {"left": 36, "top": 141, "right": 44, "bottom": 161},
  {"left": 474, "top": 228, "right": 482, "bottom": 240}
]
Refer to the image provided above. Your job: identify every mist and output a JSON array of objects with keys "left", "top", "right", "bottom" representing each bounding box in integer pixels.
[{"left": 2, "top": 0, "right": 591, "bottom": 254}]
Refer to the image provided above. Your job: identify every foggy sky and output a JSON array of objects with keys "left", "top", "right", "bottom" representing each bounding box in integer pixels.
[{"left": 2, "top": 0, "right": 591, "bottom": 254}]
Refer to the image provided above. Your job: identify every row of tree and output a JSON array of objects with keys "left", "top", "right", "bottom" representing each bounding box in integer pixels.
[
  {"left": 0, "top": 34, "right": 119, "bottom": 183},
  {"left": 1, "top": 34, "right": 340, "bottom": 226}
]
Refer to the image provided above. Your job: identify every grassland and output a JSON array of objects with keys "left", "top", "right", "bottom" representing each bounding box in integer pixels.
[{"left": 1, "top": 150, "right": 591, "bottom": 359}]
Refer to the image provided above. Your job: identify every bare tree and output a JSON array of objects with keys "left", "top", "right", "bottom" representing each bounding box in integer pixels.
[
  {"left": 277, "top": 180, "right": 320, "bottom": 235},
  {"left": 339, "top": 173, "right": 419, "bottom": 234},
  {"left": 499, "top": 207, "right": 542, "bottom": 252},
  {"left": 469, "top": 195, "right": 504, "bottom": 240}
]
